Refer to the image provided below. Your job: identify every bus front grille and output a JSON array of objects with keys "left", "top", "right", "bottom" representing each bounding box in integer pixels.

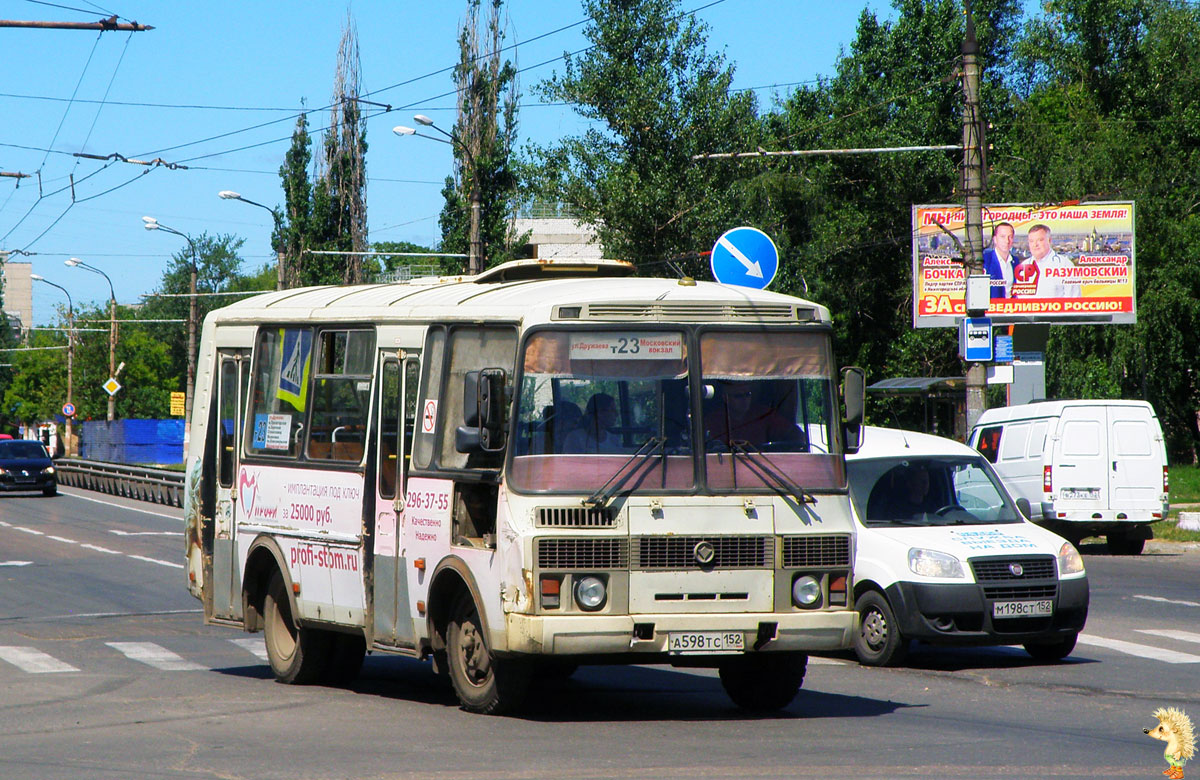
[
  {"left": 536, "top": 538, "right": 628, "bottom": 570},
  {"left": 536, "top": 506, "right": 617, "bottom": 528},
  {"left": 781, "top": 535, "right": 852, "bottom": 568},
  {"left": 633, "top": 535, "right": 773, "bottom": 570}
]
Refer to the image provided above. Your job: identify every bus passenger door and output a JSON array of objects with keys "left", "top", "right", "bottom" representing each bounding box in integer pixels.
[
  {"left": 213, "top": 350, "right": 249, "bottom": 621},
  {"left": 372, "top": 352, "right": 420, "bottom": 649}
]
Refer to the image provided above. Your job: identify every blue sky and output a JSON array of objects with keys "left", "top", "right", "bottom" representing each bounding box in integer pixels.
[{"left": 2, "top": 0, "right": 892, "bottom": 324}]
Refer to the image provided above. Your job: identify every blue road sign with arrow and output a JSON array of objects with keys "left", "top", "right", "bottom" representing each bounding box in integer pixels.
[{"left": 710, "top": 227, "right": 779, "bottom": 290}]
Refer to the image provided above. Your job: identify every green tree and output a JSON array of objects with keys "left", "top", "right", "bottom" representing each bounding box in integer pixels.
[
  {"left": 529, "top": 0, "right": 758, "bottom": 270},
  {"left": 439, "top": 0, "right": 520, "bottom": 272},
  {"left": 276, "top": 110, "right": 313, "bottom": 289}
]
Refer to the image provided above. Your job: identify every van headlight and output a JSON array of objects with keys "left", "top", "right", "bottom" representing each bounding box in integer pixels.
[
  {"left": 42, "top": 466, "right": 55, "bottom": 475},
  {"left": 1058, "top": 541, "right": 1085, "bottom": 575},
  {"left": 908, "top": 548, "right": 964, "bottom": 579}
]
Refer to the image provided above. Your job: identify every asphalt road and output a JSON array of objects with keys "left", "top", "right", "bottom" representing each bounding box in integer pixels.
[{"left": 1, "top": 488, "right": 1197, "bottom": 779}]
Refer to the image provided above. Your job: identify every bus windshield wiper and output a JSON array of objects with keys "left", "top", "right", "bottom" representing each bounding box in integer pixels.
[
  {"left": 729, "top": 441, "right": 816, "bottom": 506},
  {"left": 583, "top": 436, "right": 666, "bottom": 510}
]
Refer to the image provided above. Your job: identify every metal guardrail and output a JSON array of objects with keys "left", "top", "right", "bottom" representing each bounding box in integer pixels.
[{"left": 55, "top": 458, "right": 185, "bottom": 508}]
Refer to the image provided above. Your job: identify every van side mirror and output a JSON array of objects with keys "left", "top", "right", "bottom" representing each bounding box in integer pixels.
[
  {"left": 1015, "top": 497, "right": 1032, "bottom": 520},
  {"left": 457, "top": 368, "right": 508, "bottom": 453},
  {"left": 841, "top": 366, "right": 866, "bottom": 454}
]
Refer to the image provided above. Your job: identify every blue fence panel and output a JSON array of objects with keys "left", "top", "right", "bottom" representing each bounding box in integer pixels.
[{"left": 80, "top": 419, "right": 184, "bottom": 465}]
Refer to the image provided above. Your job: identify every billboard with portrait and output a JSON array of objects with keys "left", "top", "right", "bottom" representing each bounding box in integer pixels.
[{"left": 912, "top": 202, "right": 1136, "bottom": 327}]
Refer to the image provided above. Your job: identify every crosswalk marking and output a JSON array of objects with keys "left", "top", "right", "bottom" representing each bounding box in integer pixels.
[
  {"left": 1078, "top": 633, "right": 1200, "bottom": 664},
  {"left": 229, "top": 637, "right": 270, "bottom": 661},
  {"left": 0, "top": 646, "right": 79, "bottom": 673},
  {"left": 1137, "top": 629, "right": 1200, "bottom": 646},
  {"left": 106, "top": 642, "right": 207, "bottom": 671}
]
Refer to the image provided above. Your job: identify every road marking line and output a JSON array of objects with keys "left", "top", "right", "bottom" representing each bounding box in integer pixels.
[
  {"left": 47, "top": 535, "right": 78, "bottom": 544},
  {"left": 1078, "top": 633, "right": 1200, "bottom": 663},
  {"left": 80, "top": 544, "right": 121, "bottom": 555},
  {"left": 230, "top": 637, "right": 269, "bottom": 661},
  {"left": 109, "top": 530, "right": 178, "bottom": 537},
  {"left": 14, "top": 527, "right": 44, "bottom": 536},
  {"left": 1134, "top": 594, "right": 1200, "bottom": 608},
  {"left": 126, "top": 554, "right": 184, "bottom": 569},
  {"left": 57, "top": 488, "right": 182, "bottom": 522},
  {"left": 0, "top": 560, "right": 32, "bottom": 567},
  {"left": 106, "top": 642, "right": 206, "bottom": 671},
  {"left": 0, "top": 646, "right": 79, "bottom": 673},
  {"left": 1137, "top": 629, "right": 1200, "bottom": 645}
]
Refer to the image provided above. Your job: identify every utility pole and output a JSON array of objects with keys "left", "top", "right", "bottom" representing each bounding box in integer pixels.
[{"left": 961, "top": 2, "right": 988, "bottom": 431}]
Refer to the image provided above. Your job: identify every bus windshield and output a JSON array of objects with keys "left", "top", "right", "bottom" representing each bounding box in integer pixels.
[{"left": 509, "top": 328, "right": 845, "bottom": 494}]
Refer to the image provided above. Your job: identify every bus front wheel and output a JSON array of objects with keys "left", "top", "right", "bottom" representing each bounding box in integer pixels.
[
  {"left": 263, "top": 570, "right": 330, "bottom": 684},
  {"left": 718, "top": 652, "right": 807, "bottom": 711},
  {"left": 446, "top": 592, "right": 530, "bottom": 715}
]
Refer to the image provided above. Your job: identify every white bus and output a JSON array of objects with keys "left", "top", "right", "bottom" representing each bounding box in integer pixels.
[{"left": 183, "top": 258, "right": 865, "bottom": 714}]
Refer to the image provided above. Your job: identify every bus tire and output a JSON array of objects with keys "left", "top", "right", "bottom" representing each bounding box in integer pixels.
[
  {"left": 263, "top": 570, "right": 330, "bottom": 684},
  {"left": 446, "top": 592, "right": 530, "bottom": 715},
  {"left": 718, "top": 652, "right": 807, "bottom": 711}
]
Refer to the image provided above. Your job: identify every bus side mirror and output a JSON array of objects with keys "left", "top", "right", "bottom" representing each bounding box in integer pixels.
[
  {"left": 457, "top": 368, "right": 508, "bottom": 453},
  {"left": 842, "top": 366, "right": 865, "bottom": 454}
]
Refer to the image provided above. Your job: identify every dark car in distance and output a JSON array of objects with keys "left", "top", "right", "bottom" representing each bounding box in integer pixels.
[{"left": 0, "top": 439, "right": 57, "bottom": 496}]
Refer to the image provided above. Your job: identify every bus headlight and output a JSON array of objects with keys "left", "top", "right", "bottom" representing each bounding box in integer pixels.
[
  {"left": 792, "top": 575, "right": 822, "bottom": 608},
  {"left": 908, "top": 548, "right": 964, "bottom": 579},
  {"left": 1058, "top": 541, "right": 1085, "bottom": 575},
  {"left": 574, "top": 575, "right": 607, "bottom": 611}
]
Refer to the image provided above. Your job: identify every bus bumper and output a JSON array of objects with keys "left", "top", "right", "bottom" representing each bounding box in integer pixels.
[{"left": 501, "top": 611, "right": 857, "bottom": 656}]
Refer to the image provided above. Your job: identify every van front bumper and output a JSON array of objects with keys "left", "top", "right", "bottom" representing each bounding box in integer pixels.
[
  {"left": 499, "top": 611, "right": 857, "bottom": 656},
  {"left": 885, "top": 575, "right": 1089, "bottom": 646}
]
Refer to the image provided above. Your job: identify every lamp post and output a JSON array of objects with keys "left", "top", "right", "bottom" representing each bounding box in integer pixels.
[
  {"left": 143, "top": 217, "right": 198, "bottom": 454},
  {"left": 30, "top": 274, "right": 74, "bottom": 456},
  {"left": 64, "top": 257, "right": 117, "bottom": 422},
  {"left": 395, "top": 115, "right": 482, "bottom": 274},
  {"left": 219, "top": 190, "right": 286, "bottom": 289}
]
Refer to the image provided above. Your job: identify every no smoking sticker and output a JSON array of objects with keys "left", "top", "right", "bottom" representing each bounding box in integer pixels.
[{"left": 422, "top": 400, "right": 437, "bottom": 434}]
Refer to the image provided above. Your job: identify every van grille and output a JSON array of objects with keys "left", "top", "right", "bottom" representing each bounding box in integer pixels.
[
  {"left": 585, "top": 303, "right": 805, "bottom": 322},
  {"left": 983, "top": 584, "right": 1058, "bottom": 600},
  {"left": 536, "top": 538, "right": 628, "bottom": 570},
  {"left": 536, "top": 506, "right": 617, "bottom": 528},
  {"left": 633, "top": 535, "right": 773, "bottom": 570},
  {"left": 782, "top": 535, "right": 852, "bottom": 568},
  {"left": 970, "top": 556, "right": 1056, "bottom": 582}
]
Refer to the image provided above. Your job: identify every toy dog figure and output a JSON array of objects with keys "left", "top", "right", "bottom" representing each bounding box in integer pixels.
[{"left": 1146, "top": 707, "right": 1196, "bottom": 780}]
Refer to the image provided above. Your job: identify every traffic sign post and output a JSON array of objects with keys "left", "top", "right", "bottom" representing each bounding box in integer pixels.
[
  {"left": 103, "top": 377, "right": 121, "bottom": 397},
  {"left": 61, "top": 402, "right": 75, "bottom": 418},
  {"left": 960, "top": 317, "right": 993, "bottom": 362},
  {"left": 710, "top": 227, "right": 779, "bottom": 290}
]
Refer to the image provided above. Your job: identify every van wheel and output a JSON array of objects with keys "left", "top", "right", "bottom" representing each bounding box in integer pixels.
[
  {"left": 446, "top": 592, "right": 531, "bottom": 714},
  {"left": 263, "top": 570, "right": 330, "bottom": 684},
  {"left": 1024, "top": 632, "right": 1077, "bottom": 662},
  {"left": 1107, "top": 533, "right": 1145, "bottom": 556},
  {"left": 854, "top": 591, "right": 908, "bottom": 667},
  {"left": 718, "top": 652, "right": 807, "bottom": 711}
]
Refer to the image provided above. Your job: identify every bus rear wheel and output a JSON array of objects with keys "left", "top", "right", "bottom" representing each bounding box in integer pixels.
[
  {"left": 446, "top": 592, "right": 530, "bottom": 715},
  {"left": 263, "top": 570, "right": 329, "bottom": 684},
  {"left": 718, "top": 652, "right": 807, "bottom": 711}
]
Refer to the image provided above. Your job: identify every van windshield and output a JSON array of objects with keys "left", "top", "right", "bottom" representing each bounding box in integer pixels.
[{"left": 847, "top": 456, "right": 1024, "bottom": 527}]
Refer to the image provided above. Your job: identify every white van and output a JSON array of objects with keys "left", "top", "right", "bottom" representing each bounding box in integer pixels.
[
  {"left": 846, "top": 427, "right": 1088, "bottom": 666},
  {"left": 968, "top": 400, "right": 1168, "bottom": 555}
]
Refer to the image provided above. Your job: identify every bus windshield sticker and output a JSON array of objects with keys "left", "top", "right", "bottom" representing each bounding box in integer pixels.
[
  {"left": 277, "top": 328, "right": 312, "bottom": 411},
  {"left": 569, "top": 332, "right": 683, "bottom": 360},
  {"left": 252, "top": 413, "right": 292, "bottom": 451}
]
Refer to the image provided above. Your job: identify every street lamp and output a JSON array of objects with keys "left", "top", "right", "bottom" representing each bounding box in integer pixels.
[
  {"left": 219, "top": 190, "right": 286, "bottom": 289},
  {"left": 64, "top": 257, "right": 118, "bottom": 422},
  {"left": 30, "top": 274, "right": 74, "bottom": 457},
  {"left": 394, "top": 115, "right": 482, "bottom": 274},
  {"left": 143, "top": 216, "right": 198, "bottom": 454}
]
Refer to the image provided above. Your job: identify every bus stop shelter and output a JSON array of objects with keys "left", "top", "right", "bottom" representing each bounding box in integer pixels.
[{"left": 866, "top": 376, "right": 967, "bottom": 440}]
